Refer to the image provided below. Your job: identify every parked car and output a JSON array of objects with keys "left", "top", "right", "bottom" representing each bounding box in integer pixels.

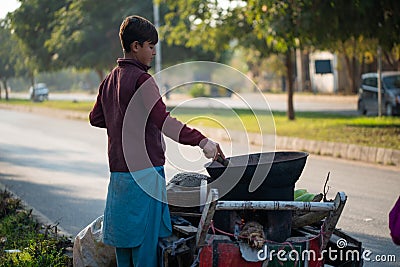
[
  {"left": 29, "top": 83, "right": 49, "bottom": 102},
  {"left": 357, "top": 71, "right": 400, "bottom": 116}
]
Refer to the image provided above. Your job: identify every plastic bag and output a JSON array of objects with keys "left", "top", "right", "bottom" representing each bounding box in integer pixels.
[{"left": 73, "top": 215, "right": 116, "bottom": 267}]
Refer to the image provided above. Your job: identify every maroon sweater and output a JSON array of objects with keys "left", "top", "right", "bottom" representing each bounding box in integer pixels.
[{"left": 89, "top": 58, "right": 206, "bottom": 172}]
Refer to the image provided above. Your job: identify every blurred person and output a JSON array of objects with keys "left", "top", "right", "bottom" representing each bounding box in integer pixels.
[{"left": 389, "top": 196, "right": 400, "bottom": 245}]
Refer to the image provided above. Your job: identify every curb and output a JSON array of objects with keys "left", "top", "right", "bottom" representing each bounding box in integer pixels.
[{"left": 198, "top": 127, "right": 400, "bottom": 168}]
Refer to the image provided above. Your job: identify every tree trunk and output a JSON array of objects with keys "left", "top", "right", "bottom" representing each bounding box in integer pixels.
[
  {"left": 95, "top": 68, "right": 105, "bottom": 82},
  {"left": 351, "top": 42, "right": 358, "bottom": 94},
  {"left": 342, "top": 53, "right": 352, "bottom": 94},
  {"left": 30, "top": 72, "right": 35, "bottom": 100},
  {"left": 341, "top": 40, "right": 359, "bottom": 94},
  {"left": 2, "top": 80, "right": 9, "bottom": 101},
  {"left": 0, "top": 80, "right": 2, "bottom": 100},
  {"left": 384, "top": 50, "right": 400, "bottom": 71},
  {"left": 286, "top": 49, "right": 295, "bottom": 120}
]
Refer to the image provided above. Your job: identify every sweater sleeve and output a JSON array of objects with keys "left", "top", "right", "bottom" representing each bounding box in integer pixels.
[
  {"left": 137, "top": 73, "right": 206, "bottom": 146},
  {"left": 89, "top": 80, "right": 106, "bottom": 128}
]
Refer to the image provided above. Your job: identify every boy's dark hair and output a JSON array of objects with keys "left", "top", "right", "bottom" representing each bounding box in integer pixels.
[{"left": 119, "top": 15, "right": 158, "bottom": 53}]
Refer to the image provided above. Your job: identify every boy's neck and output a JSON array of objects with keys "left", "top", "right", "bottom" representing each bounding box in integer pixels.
[
  {"left": 124, "top": 52, "right": 136, "bottom": 60},
  {"left": 120, "top": 54, "right": 150, "bottom": 70}
]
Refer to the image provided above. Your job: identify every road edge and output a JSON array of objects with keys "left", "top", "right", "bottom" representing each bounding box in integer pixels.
[{"left": 0, "top": 182, "right": 74, "bottom": 239}]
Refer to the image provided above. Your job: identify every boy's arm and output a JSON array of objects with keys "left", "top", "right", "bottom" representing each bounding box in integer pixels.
[
  {"left": 137, "top": 73, "right": 205, "bottom": 146},
  {"left": 89, "top": 82, "right": 106, "bottom": 128}
]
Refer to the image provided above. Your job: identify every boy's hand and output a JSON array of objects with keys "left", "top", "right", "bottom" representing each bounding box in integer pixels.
[{"left": 199, "top": 138, "right": 221, "bottom": 159}]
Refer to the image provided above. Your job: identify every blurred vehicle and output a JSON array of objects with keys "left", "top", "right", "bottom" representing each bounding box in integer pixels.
[
  {"left": 29, "top": 83, "right": 49, "bottom": 102},
  {"left": 357, "top": 71, "right": 400, "bottom": 116}
]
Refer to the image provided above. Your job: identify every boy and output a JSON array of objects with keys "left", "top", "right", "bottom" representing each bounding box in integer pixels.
[{"left": 89, "top": 15, "right": 223, "bottom": 267}]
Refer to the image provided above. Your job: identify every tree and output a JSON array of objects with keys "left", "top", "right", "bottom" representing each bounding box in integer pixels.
[
  {"left": 305, "top": 0, "right": 400, "bottom": 93},
  {"left": 44, "top": 0, "right": 135, "bottom": 80},
  {"left": 46, "top": 0, "right": 212, "bottom": 80},
  {"left": 158, "top": 2, "right": 219, "bottom": 66},
  {"left": 0, "top": 19, "right": 28, "bottom": 100},
  {"left": 162, "top": 0, "right": 250, "bottom": 61},
  {"left": 0, "top": 21, "right": 14, "bottom": 100},
  {"left": 8, "top": 0, "right": 220, "bottom": 84},
  {"left": 163, "top": 0, "right": 312, "bottom": 120},
  {"left": 9, "top": 0, "right": 68, "bottom": 86},
  {"left": 8, "top": 0, "right": 158, "bottom": 81},
  {"left": 163, "top": 0, "right": 400, "bottom": 119},
  {"left": 244, "top": 0, "right": 316, "bottom": 120},
  {"left": 363, "top": 1, "right": 400, "bottom": 52}
]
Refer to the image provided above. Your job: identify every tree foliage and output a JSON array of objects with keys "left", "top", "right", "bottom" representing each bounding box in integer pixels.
[
  {"left": 45, "top": 0, "right": 138, "bottom": 79},
  {"left": 162, "top": 0, "right": 400, "bottom": 119},
  {"left": 11, "top": 0, "right": 218, "bottom": 80},
  {"left": 163, "top": 0, "right": 311, "bottom": 119},
  {"left": 245, "top": 0, "right": 316, "bottom": 120},
  {"left": 9, "top": 0, "right": 67, "bottom": 74},
  {"left": 0, "top": 21, "right": 15, "bottom": 99},
  {"left": 304, "top": 1, "right": 400, "bottom": 93},
  {"left": 2, "top": 0, "right": 399, "bottom": 108},
  {"left": 162, "top": 0, "right": 250, "bottom": 61},
  {"left": 0, "top": 19, "right": 28, "bottom": 100}
]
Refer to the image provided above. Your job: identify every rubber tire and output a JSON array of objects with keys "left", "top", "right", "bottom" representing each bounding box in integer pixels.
[
  {"left": 357, "top": 100, "right": 366, "bottom": 115},
  {"left": 385, "top": 104, "right": 393, "bottom": 116}
]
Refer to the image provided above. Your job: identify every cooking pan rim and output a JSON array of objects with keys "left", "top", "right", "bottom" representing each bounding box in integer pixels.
[{"left": 205, "top": 151, "right": 309, "bottom": 169}]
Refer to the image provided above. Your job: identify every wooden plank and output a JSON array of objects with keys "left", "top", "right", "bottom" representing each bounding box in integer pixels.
[
  {"left": 292, "top": 211, "right": 329, "bottom": 228},
  {"left": 170, "top": 212, "right": 202, "bottom": 217},
  {"left": 167, "top": 189, "right": 200, "bottom": 207},
  {"left": 321, "top": 192, "right": 347, "bottom": 250},
  {"left": 196, "top": 188, "right": 219, "bottom": 248},
  {"left": 173, "top": 225, "right": 198, "bottom": 235}
]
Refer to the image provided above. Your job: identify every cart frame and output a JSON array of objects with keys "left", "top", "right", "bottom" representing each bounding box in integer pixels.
[{"left": 196, "top": 189, "right": 347, "bottom": 252}]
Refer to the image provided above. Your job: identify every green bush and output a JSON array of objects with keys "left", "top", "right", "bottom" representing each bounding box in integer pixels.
[
  {"left": 0, "top": 190, "right": 72, "bottom": 266},
  {"left": 189, "top": 84, "right": 208, "bottom": 98}
]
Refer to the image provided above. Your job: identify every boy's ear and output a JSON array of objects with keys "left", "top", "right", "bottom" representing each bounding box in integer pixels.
[{"left": 130, "top": 41, "right": 139, "bottom": 52}]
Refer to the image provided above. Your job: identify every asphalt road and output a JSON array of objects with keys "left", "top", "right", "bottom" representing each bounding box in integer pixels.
[{"left": 0, "top": 108, "right": 398, "bottom": 266}]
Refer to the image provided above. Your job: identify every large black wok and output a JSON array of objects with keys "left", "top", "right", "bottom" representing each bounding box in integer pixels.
[{"left": 205, "top": 151, "right": 309, "bottom": 201}]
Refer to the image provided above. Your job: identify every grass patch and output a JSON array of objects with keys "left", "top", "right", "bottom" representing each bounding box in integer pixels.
[
  {"left": 0, "top": 189, "right": 72, "bottom": 266},
  {"left": 169, "top": 108, "right": 400, "bottom": 150},
  {"left": 0, "top": 98, "right": 93, "bottom": 112},
  {"left": 271, "top": 111, "right": 400, "bottom": 149},
  {"left": 1, "top": 98, "right": 399, "bottom": 150}
]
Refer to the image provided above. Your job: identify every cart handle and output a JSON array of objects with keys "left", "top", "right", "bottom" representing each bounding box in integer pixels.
[{"left": 215, "top": 198, "right": 342, "bottom": 212}]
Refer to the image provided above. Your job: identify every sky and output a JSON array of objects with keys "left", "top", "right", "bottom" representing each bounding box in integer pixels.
[{"left": 0, "top": 0, "right": 20, "bottom": 19}]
